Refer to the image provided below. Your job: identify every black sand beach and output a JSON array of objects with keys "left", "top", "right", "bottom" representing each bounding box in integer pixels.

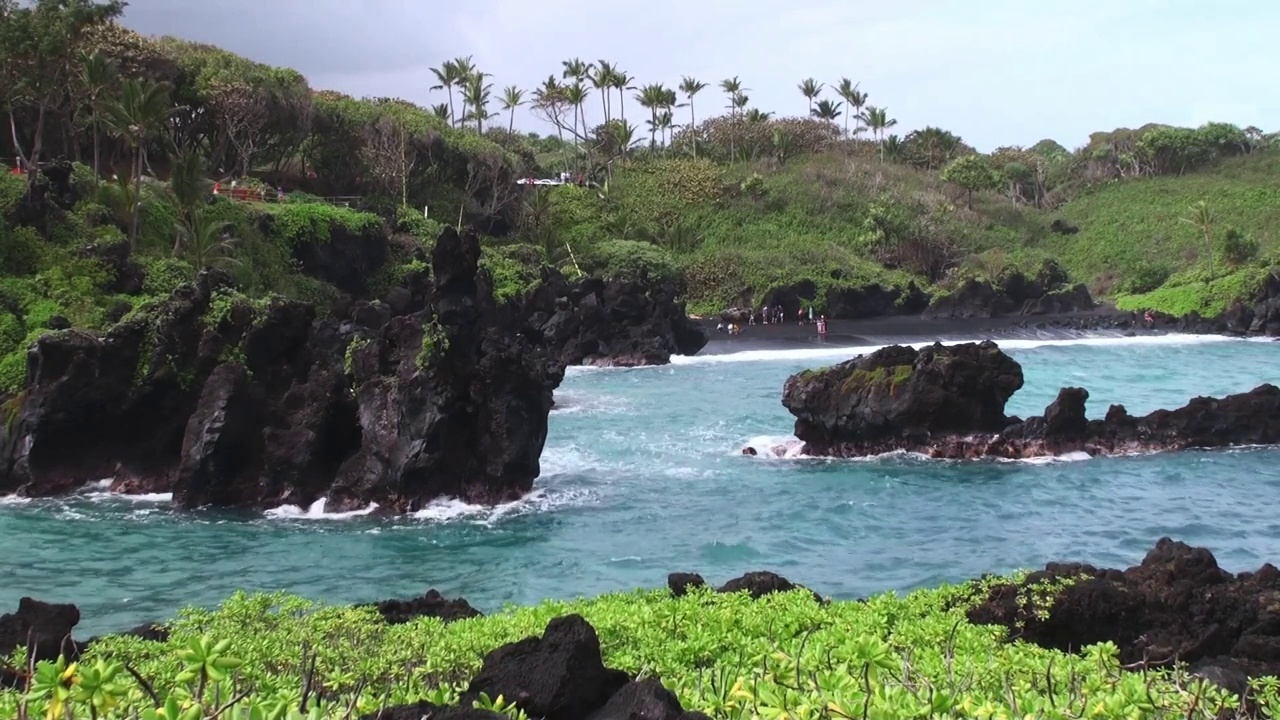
[{"left": 691, "top": 307, "right": 1150, "bottom": 354}]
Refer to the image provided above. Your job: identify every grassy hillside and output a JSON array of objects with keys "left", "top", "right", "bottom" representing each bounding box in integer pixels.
[{"left": 540, "top": 144, "right": 1279, "bottom": 317}]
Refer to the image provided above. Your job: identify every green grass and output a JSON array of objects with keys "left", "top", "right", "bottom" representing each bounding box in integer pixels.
[
  {"left": 1049, "top": 153, "right": 1280, "bottom": 297},
  {"left": 520, "top": 145, "right": 1280, "bottom": 318},
  {"left": 3, "top": 579, "right": 1265, "bottom": 720}
]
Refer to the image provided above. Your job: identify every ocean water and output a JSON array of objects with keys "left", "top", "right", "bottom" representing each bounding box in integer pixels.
[{"left": 4, "top": 332, "right": 1280, "bottom": 635}]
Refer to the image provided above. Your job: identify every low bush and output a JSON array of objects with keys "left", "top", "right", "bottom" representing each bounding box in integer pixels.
[{"left": 1, "top": 579, "right": 1263, "bottom": 719}]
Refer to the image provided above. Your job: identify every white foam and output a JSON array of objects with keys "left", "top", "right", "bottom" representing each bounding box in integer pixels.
[
  {"left": 263, "top": 498, "right": 379, "bottom": 520},
  {"left": 0, "top": 495, "right": 32, "bottom": 505},
  {"left": 672, "top": 333, "right": 1241, "bottom": 367},
  {"left": 408, "top": 486, "right": 594, "bottom": 525},
  {"left": 1009, "top": 451, "right": 1095, "bottom": 465}
]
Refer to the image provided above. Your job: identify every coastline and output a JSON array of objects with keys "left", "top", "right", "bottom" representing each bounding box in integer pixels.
[
  {"left": 4, "top": 537, "right": 1277, "bottom": 718},
  {"left": 690, "top": 307, "right": 1157, "bottom": 354}
]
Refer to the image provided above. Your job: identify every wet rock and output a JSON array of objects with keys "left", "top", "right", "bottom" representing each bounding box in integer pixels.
[
  {"left": 462, "top": 614, "right": 630, "bottom": 720},
  {"left": 0, "top": 598, "right": 80, "bottom": 673},
  {"left": 923, "top": 261, "right": 1092, "bottom": 319},
  {"left": 667, "top": 573, "right": 706, "bottom": 597},
  {"left": 784, "top": 341, "right": 1280, "bottom": 460},
  {"left": 717, "top": 571, "right": 825, "bottom": 604},
  {"left": 370, "top": 590, "right": 482, "bottom": 625}
]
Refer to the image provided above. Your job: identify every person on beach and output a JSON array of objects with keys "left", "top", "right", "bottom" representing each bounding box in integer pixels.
[
  {"left": 1144, "top": 310, "right": 1155, "bottom": 328},
  {"left": 808, "top": 306, "right": 814, "bottom": 324},
  {"left": 817, "top": 315, "right": 827, "bottom": 338}
]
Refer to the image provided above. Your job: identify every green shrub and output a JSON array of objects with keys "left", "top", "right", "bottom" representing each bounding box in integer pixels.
[
  {"left": 262, "top": 202, "right": 381, "bottom": 245},
  {"left": 395, "top": 205, "right": 443, "bottom": 241},
  {"left": 581, "top": 239, "right": 680, "bottom": 285},
  {"left": 4, "top": 579, "right": 1256, "bottom": 720},
  {"left": 1220, "top": 227, "right": 1260, "bottom": 266},
  {"left": 0, "top": 225, "right": 46, "bottom": 275},
  {"left": 141, "top": 257, "right": 196, "bottom": 296},
  {"left": 481, "top": 244, "right": 542, "bottom": 302}
]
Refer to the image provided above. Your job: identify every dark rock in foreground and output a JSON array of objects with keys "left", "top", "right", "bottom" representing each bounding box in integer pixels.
[
  {"left": 783, "top": 340, "right": 1280, "bottom": 459},
  {"left": 968, "top": 537, "right": 1280, "bottom": 684},
  {"left": 462, "top": 614, "right": 631, "bottom": 720},
  {"left": 369, "top": 589, "right": 482, "bottom": 625},
  {"left": 0, "top": 597, "right": 80, "bottom": 685}
]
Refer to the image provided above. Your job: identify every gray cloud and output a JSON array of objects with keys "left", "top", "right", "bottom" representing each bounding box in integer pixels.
[{"left": 120, "top": 0, "right": 1278, "bottom": 151}]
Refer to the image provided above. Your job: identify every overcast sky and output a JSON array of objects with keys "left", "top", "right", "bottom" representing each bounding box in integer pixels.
[{"left": 119, "top": 0, "right": 1277, "bottom": 152}]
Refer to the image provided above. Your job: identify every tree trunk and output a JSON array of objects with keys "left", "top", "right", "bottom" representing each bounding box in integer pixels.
[
  {"left": 130, "top": 145, "right": 143, "bottom": 249},
  {"left": 92, "top": 118, "right": 100, "bottom": 176},
  {"left": 689, "top": 100, "right": 696, "bottom": 158}
]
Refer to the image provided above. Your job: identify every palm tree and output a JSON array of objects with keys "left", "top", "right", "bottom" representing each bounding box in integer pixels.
[
  {"left": 635, "top": 84, "right": 671, "bottom": 150},
  {"left": 863, "top": 106, "right": 898, "bottom": 161},
  {"left": 591, "top": 60, "right": 615, "bottom": 123},
  {"left": 462, "top": 71, "right": 494, "bottom": 132},
  {"left": 834, "top": 78, "right": 861, "bottom": 138},
  {"left": 167, "top": 148, "right": 209, "bottom": 222},
  {"left": 501, "top": 85, "right": 525, "bottom": 135},
  {"left": 744, "top": 109, "right": 773, "bottom": 123},
  {"left": 610, "top": 70, "right": 635, "bottom": 123},
  {"left": 847, "top": 87, "right": 869, "bottom": 137},
  {"left": 533, "top": 76, "right": 569, "bottom": 170},
  {"left": 429, "top": 60, "right": 461, "bottom": 126},
  {"left": 430, "top": 103, "right": 451, "bottom": 122},
  {"left": 812, "top": 99, "right": 842, "bottom": 122},
  {"left": 452, "top": 55, "right": 477, "bottom": 125},
  {"left": 175, "top": 210, "right": 239, "bottom": 276},
  {"left": 679, "top": 76, "right": 707, "bottom": 157},
  {"left": 564, "top": 82, "right": 588, "bottom": 154},
  {"left": 720, "top": 77, "right": 745, "bottom": 160},
  {"left": 1181, "top": 200, "right": 1219, "bottom": 275},
  {"left": 798, "top": 78, "right": 823, "bottom": 115},
  {"left": 103, "top": 78, "right": 174, "bottom": 249},
  {"left": 77, "top": 51, "right": 117, "bottom": 176}
]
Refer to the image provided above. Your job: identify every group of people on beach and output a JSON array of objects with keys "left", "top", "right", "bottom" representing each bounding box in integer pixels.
[{"left": 717, "top": 304, "right": 828, "bottom": 337}]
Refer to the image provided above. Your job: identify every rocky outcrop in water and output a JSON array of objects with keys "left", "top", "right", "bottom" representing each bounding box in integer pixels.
[
  {"left": 923, "top": 261, "right": 1095, "bottom": 319},
  {"left": 782, "top": 340, "right": 1280, "bottom": 459},
  {"left": 368, "top": 589, "right": 482, "bottom": 625},
  {"left": 969, "top": 537, "right": 1280, "bottom": 690},
  {"left": 0, "top": 227, "right": 563, "bottom": 512},
  {"left": 668, "top": 570, "right": 826, "bottom": 603}
]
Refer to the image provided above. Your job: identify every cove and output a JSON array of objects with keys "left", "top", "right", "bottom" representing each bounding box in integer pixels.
[{"left": 3, "top": 332, "right": 1280, "bottom": 636}]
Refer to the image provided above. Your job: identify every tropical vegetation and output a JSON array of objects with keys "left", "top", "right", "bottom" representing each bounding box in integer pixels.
[
  {"left": 2, "top": 0, "right": 1278, "bottom": 382},
  {"left": 3, "top": 575, "right": 1273, "bottom": 720}
]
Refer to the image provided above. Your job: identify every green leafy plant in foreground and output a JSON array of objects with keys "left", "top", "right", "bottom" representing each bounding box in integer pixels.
[{"left": 4, "top": 575, "right": 1275, "bottom": 719}]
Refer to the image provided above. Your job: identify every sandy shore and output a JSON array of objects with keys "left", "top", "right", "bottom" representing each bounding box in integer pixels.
[{"left": 691, "top": 308, "right": 1150, "bottom": 355}]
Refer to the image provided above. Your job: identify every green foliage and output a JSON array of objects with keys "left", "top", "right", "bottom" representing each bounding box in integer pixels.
[
  {"left": 140, "top": 257, "right": 195, "bottom": 297},
  {"left": 415, "top": 318, "right": 449, "bottom": 370},
  {"left": 941, "top": 154, "right": 1002, "bottom": 206},
  {"left": 394, "top": 205, "right": 443, "bottom": 241},
  {"left": 1220, "top": 227, "right": 1260, "bottom": 266},
  {"left": 262, "top": 203, "right": 381, "bottom": 246},
  {"left": 481, "top": 244, "right": 542, "bottom": 302},
  {"left": 0, "top": 225, "right": 46, "bottom": 275},
  {"left": 581, "top": 239, "right": 679, "bottom": 285},
  {"left": 1050, "top": 152, "right": 1280, "bottom": 297},
  {"left": 0, "top": 172, "right": 24, "bottom": 218},
  {"left": 4, "top": 581, "right": 1262, "bottom": 719},
  {"left": 1116, "top": 265, "right": 1273, "bottom": 317}
]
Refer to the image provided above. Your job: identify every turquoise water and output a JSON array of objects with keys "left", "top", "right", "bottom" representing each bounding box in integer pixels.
[{"left": 4, "top": 333, "right": 1280, "bottom": 635}]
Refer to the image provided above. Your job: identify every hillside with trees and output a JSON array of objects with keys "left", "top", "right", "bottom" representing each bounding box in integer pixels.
[{"left": 2, "top": 0, "right": 1278, "bottom": 399}]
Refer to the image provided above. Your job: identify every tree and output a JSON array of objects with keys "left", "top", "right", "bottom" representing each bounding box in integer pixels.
[
  {"left": 797, "top": 78, "right": 823, "bottom": 115},
  {"left": 428, "top": 60, "right": 461, "bottom": 126},
  {"left": 102, "top": 77, "right": 174, "bottom": 249},
  {"left": 863, "top": 106, "right": 897, "bottom": 161},
  {"left": 591, "top": 60, "right": 614, "bottom": 123},
  {"left": 74, "top": 50, "right": 116, "bottom": 176},
  {"left": 360, "top": 114, "right": 418, "bottom": 206},
  {"left": 834, "top": 78, "right": 863, "bottom": 138},
  {"left": 720, "top": 76, "right": 744, "bottom": 160},
  {"left": 811, "top": 99, "right": 842, "bottom": 122},
  {"left": 610, "top": 69, "right": 634, "bottom": 124},
  {"left": 500, "top": 85, "right": 524, "bottom": 135},
  {"left": 207, "top": 79, "right": 268, "bottom": 177},
  {"left": 461, "top": 70, "right": 494, "bottom": 133},
  {"left": 941, "top": 154, "right": 1002, "bottom": 209},
  {"left": 1181, "top": 200, "right": 1218, "bottom": 275},
  {"left": 678, "top": 76, "right": 707, "bottom": 157},
  {"left": 2, "top": 0, "right": 124, "bottom": 182}
]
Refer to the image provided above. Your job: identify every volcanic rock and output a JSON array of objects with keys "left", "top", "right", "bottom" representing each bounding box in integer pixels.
[{"left": 783, "top": 341, "right": 1280, "bottom": 459}]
